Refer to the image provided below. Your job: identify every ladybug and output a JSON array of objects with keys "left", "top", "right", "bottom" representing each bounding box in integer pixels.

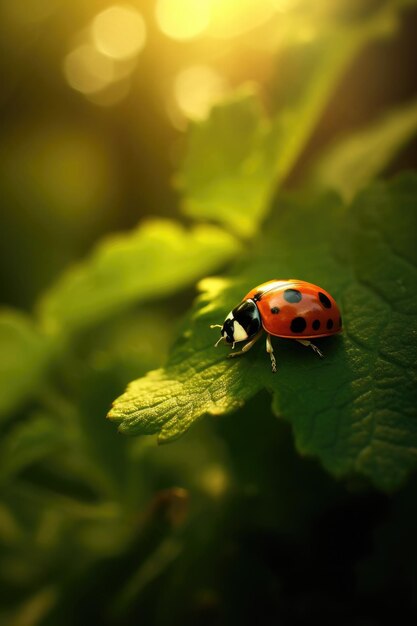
[{"left": 210, "top": 279, "right": 342, "bottom": 372}]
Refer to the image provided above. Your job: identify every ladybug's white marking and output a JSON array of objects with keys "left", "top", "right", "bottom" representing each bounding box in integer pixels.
[{"left": 232, "top": 320, "right": 248, "bottom": 343}]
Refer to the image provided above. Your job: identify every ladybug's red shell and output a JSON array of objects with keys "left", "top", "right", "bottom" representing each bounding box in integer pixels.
[{"left": 244, "top": 279, "right": 342, "bottom": 339}]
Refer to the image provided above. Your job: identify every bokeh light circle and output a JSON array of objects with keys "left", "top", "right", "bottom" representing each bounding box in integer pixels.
[
  {"left": 92, "top": 5, "right": 147, "bottom": 60},
  {"left": 174, "top": 65, "right": 227, "bottom": 120},
  {"left": 64, "top": 44, "right": 115, "bottom": 94}
]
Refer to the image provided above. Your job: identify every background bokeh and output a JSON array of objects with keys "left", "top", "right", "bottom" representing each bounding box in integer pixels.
[
  {"left": 2, "top": 0, "right": 417, "bottom": 308},
  {"left": 1, "top": 1, "right": 417, "bottom": 625}
]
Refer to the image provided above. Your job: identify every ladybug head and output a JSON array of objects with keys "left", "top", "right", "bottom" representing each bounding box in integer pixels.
[{"left": 212, "top": 299, "right": 261, "bottom": 347}]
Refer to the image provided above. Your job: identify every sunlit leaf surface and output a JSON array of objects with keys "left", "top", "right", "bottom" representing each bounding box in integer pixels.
[
  {"left": 38, "top": 219, "right": 241, "bottom": 335},
  {"left": 109, "top": 175, "right": 417, "bottom": 491}
]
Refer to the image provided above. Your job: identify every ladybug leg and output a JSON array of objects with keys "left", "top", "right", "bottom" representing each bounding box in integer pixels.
[
  {"left": 296, "top": 339, "right": 324, "bottom": 358},
  {"left": 266, "top": 333, "right": 277, "bottom": 373},
  {"left": 228, "top": 330, "right": 263, "bottom": 359}
]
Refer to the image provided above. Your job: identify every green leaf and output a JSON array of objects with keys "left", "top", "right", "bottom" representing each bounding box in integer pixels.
[
  {"left": 178, "top": 90, "right": 270, "bottom": 238},
  {"left": 0, "top": 412, "right": 66, "bottom": 481},
  {"left": 38, "top": 219, "right": 241, "bottom": 335},
  {"left": 0, "top": 310, "right": 50, "bottom": 419},
  {"left": 178, "top": 9, "right": 401, "bottom": 238},
  {"left": 109, "top": 174, "right": 417, "bottom": 491},
  {"left": 310, "top": 98, "right": 417, "bottom": 200}
]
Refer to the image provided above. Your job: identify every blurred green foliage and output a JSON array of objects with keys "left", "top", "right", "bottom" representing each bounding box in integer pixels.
[
  {"left": 38, "top": 220, "right": 241, "bottom": 335},
  {"left": 1, "top": 1, "right": 417, "bottom": 625},
  {"left": 0, "top": 312, "right": 52, "bottom": 420},
  {"left": 310, "top": 98, "right": 417, "bottom": 199}
]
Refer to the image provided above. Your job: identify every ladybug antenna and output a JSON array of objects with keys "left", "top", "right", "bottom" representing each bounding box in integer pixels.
[
  {"left": 210, "top": 324, "right": 222, "bottom": 329},
  {"left": 214, "top": 336, "right": 224, "bottom": 348}
]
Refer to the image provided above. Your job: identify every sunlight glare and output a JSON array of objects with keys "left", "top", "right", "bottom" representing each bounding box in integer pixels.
[
  {"left": 92, "top": 5, "right": 147, "bottom": 60},
  {"left": 155, "top": 0, "right": 211, "bottom": 40},
  {"left": 208, "top": 0, "right": 277, "bottom": 38},
  {"left": 174, "top": 65, "right": 227, "bottom": 120},
  {"left": 269, "top": 0, "right": 298, "bottom": 12}
]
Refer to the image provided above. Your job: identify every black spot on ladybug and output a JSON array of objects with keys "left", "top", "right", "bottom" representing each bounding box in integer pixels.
[
  {"left": 312, "top": 319, "right": 320, "bottom": 331},
  {"left": 339, "top": 316, "right": 342, "bottom": 327},
  {"left": 327, "top": 319, "right": 334, "bottom": 330},
  {"left": 318, "top": 292, "right": 332, "bottom": 308},
  {"left": 284, "top": 288, "right": 302, "bottom": 303},
  {"left": 252, "top": 291, "right": 263, "bottom": 302},
  {"left": 290, "top": 317, "right": 307, "bottom": 333},
  {"left": 270, "top": 307, "right": 280, "bottom": 314}
]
